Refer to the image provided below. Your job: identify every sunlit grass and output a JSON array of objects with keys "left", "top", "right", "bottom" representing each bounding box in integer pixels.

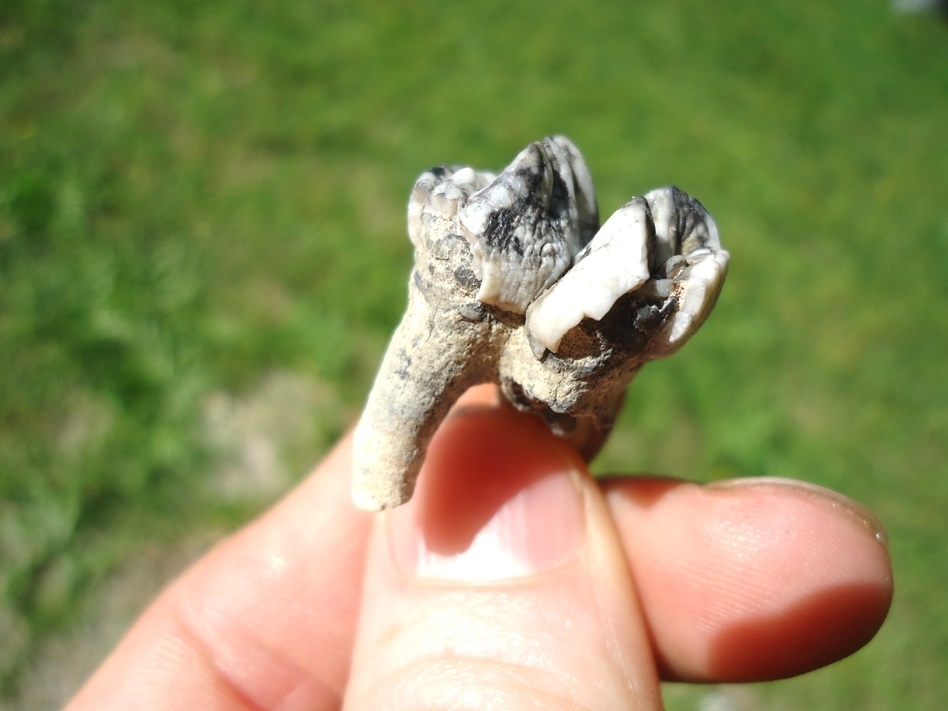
[{"left": 1, "top": 0, "right": 946, "bottom": 706}]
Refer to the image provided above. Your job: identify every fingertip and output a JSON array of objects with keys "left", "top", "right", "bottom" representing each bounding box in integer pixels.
[
  {"left": 603, "top": 475, "right": 893, "bottom": 682},
  {"left": 453, "top": 383, "right": 503, "bottom": 409},
  {"left": 705, "top": 476, "right": 890, "bottom": 554},
  {"left": 699, "top": 478, "right": 892, "bottom": 681}
]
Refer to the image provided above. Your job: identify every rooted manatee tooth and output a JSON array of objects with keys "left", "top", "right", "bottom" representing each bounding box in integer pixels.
[{"left": 352, "top": 137, "right": 729, "bottom": 511}]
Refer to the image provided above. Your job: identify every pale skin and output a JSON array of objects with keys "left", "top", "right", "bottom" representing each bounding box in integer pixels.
[{"left": 65, "top": 385, "right": 893, "bottom": 710}]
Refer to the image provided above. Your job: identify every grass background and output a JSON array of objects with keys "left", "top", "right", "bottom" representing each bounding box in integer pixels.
[{"left": 1, "top": 0, "right": 946, "bottom": 708}]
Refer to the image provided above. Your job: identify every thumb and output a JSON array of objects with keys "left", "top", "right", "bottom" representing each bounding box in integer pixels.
[{"left": 344, "top": 404, "right": 662, "bottom": 710}]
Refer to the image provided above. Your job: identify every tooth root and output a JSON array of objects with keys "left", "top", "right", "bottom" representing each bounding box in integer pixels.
[{"left": 352, "top": 296, "right": 486, "bottom": 511}]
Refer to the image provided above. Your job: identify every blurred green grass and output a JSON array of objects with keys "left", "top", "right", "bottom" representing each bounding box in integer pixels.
[{"left": 1, "top": 0, "right": 945, "bottom": 707}]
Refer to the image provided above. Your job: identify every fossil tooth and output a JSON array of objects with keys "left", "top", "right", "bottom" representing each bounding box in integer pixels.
[{"left": 352, "top": 138, "right": 729, "bottom": 511}]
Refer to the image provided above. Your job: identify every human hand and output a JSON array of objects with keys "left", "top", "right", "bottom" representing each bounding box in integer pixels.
[{"left": 64, "top": 385, "right": 892, "bottom": 710}]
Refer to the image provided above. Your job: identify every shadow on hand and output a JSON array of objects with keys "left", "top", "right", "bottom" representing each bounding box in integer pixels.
[
  {"left": 601, "top": 474, "right": 893, "bottom": 682},
  {"left": 703, "top": 581, "right": 892, "bottom": 681}
]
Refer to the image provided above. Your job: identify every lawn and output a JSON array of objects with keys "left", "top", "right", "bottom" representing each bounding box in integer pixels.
[{"left": 1, "top": 0, "right": 946, "bottom": 708}]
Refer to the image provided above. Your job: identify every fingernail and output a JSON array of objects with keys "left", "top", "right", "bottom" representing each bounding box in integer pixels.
[
  {"left": 706, "top": 476, "right": 889, "bottom": 549},
  {"left": 389, "top": 410, "right": 586, "bottom": 582}
]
